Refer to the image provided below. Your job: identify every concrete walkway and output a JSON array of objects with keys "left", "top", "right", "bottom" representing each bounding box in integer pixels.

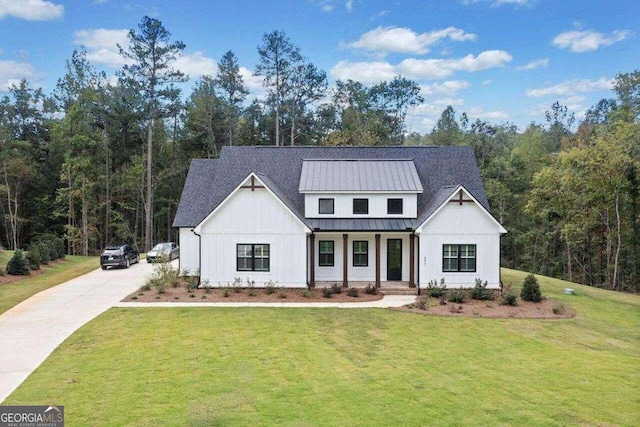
[
  {"left": 0, "top": 260, "right": 155, "bottom": 403},
  {"left": 113, "top": 295, "right": 416, "bottom": 308}
]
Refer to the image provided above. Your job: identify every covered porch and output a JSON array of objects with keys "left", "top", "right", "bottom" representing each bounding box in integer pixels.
[{"left": 308, "top": 231, "right": 418, "bottom": 291}]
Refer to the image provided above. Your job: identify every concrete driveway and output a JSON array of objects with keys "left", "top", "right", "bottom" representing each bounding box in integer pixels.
[{"left": 0, "top": 259, "right": 160, "bottom": 403}]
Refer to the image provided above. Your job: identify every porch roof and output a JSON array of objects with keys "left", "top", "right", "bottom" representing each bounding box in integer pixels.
[{"left": 309, "top": 218, "right": 415, "bottom": 232}]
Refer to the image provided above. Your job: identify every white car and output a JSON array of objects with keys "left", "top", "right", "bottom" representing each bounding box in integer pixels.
[{"left": 147, "top": 242, "right": 180, "bottom": 263}]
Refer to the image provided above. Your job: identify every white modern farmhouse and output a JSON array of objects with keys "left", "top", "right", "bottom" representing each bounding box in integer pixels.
[{"left": 173, "top": 146, "right": 507, "bottom": 290}]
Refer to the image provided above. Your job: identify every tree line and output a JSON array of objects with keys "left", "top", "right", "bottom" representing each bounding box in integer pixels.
[{"left": 0, "top": 16, "right": 637, "bottom": 291}]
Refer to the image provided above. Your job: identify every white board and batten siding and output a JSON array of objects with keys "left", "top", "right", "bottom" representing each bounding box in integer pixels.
[
  {"left": 416, "top": 199, "right": 503, "bottom": 289},
  {"left": 304, "top": 193, "right": 418, "bottom": 218},
  {"left": 197, "top": 177, "right": 309, "bottom": 287},
  {"left": 179, "top": 228, "right": 200, "bottom": 275}
]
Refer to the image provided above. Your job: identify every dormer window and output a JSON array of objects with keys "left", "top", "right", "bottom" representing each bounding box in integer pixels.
[
  {"left": 387, "top": 198, "right": 403, "bottom": 214},
  {"left": 319, "top": 198, "right": 334, "bottom": 214},
  {"left": 353, "top": 198, "right": 369, "bottom": 215}
]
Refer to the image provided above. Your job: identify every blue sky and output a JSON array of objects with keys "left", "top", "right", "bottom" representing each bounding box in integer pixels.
[{"left": 0, "top": 0, "right": 637, "bottom": 132}]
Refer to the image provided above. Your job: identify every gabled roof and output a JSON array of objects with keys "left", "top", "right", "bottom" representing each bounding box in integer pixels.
[
  {"left": 173, "top": 159, "right": 218, "bottom": 228},
  {"left": 193, "top": 172, "right": 311, "bottom": 233},
  {"left": 415, "top": 185, "right": 507, "bottom": 234},
  {"left": 299, "top": 159, "right": 423, "bottom": 193},
  {"left": 173, "top": 146, "right": 491, "bottom": 230}
]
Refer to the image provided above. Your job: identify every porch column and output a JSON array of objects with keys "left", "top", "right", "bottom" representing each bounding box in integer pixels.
[
  {"left": 375, "top": 234, "right": 381, "bottom": 288},
  {"left": 309, "top": 234, "right": 315, "bottom": 288},
  {"left": 409, "top": 233, "right": 416, "bottom": 288},
  {"left": 342, "top": 233, "right": 348, "bottom": 288}
]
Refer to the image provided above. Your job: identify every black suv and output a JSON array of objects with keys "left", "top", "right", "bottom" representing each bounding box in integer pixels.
[{"left": 100, "top": 244, "right": 140, "bottom": 270}]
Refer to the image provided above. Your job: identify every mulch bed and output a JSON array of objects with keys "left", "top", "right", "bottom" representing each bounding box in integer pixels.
[
  {"left": 123, "top": 285, "right": 384, "bottom": 303},
  {"left": 395, "top": 296, "right": 575, "bottom": 319},
  {"left": 0, "top": 259, "right": 68, "bottom": 285}
]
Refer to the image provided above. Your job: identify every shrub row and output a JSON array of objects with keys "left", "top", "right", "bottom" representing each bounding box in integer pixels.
[{"left": 6, "top": 235, "right": 66, "bottom": 276}]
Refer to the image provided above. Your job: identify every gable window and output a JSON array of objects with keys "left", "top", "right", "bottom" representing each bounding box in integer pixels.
[
  {"left": 237, "top": 244, "right": 270, "bottom": 272},
  {"left": 353, "top": 241, "right": 368, "bottom": 267},
  {"left": 319, "top": 198, "right": 334, "bottom": 215},
  {"left": 353, "top": 198, "right": 369, "bottom": 215},
  {"left": 442, "top": 244, "right": 476, "bottom": 272},
  {"left": 387, "top": 198, "right": 403, "bottom": 215},
  {"left": 318, "top": 241, "right": 334, "bottom": 266}
]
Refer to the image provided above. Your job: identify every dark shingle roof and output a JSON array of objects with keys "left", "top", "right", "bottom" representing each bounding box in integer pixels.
[{"left": 173, "top": 146, "right": 490, "bottom": 229}]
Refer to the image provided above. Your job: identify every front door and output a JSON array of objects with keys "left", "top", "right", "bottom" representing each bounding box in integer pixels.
[{"left": 387, "top": 239, "right": 402, "bottom": 281}]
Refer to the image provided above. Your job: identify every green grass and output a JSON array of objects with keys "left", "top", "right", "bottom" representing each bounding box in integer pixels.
[
  {"left": 0, "top": 255, "right": 99, "bottom": 315},
  {"left": 4, "top": 269, "right": 640, "bottom": 426},
  {"left": 0, "top": 249, "right": 14, "bottom": 266}
]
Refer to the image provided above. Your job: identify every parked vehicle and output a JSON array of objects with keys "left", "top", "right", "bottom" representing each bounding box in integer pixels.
[
  {"left": 147, "top": 242, "right": 180, "bottom": 263},
  {"left": 100, "top": 244, "right": 140, "bottom": 270}
]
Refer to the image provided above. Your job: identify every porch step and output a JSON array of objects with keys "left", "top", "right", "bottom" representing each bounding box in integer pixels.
[{"left": 380, "top": 288, "right": 418, "bottom": 296}]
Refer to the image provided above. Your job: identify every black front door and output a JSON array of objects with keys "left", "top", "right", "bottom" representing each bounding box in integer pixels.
[{"left": 387, "top": 239, "right": 402, "bottom": 281}]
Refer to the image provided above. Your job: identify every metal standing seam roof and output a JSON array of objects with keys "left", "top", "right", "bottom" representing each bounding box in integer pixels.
[{"left": 299, "top": 159, "right": 423, "bottom": 192}]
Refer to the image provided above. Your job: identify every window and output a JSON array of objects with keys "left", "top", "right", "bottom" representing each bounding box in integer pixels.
[
  {"left": 318, "top": 241, "right": 334, "bottom": 266},
  {"left": 237, "top": 244, "right": 270, "bottom": 272},
  {"left": 319, "top": 198, "right": 334, "bottom": 214},
  {"left": 353, "top": 198, "right": 369, "bottom": 215},
  {"left": 353, "top": 241, "right": 368, "bottom": 267},
  {"left": 443, "top": 244, "right": 476, "bottom": 272},
  {"left": 387, "top": 198, "right": 403, "bottom": 214}
]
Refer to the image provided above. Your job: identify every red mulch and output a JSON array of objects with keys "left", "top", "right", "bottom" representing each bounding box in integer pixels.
[
  {"left": 395, "top": 296, "right": 575, "bottom": 319},
  {"left": 123, "top": 284, "right": 383, "bottom": 303}
]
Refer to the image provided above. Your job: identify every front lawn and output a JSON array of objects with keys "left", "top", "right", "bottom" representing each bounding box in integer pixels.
[
  {"left": 4, "top": 269, "right": 639, "bottom": 425},
  {"left": 0, "top": 255, "right": 99, "bottom": 315}
]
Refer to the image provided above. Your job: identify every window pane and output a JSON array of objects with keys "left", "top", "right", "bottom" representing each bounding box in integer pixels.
[
  {"left": 319, "top": 199, "right": 334, "bottom": 214},
  {"left": 238, "top": 244, "right": 252, "bottom": 258},
  {"left": 237, "top": 257, "right": 251, "bottom": 271},
  {"left": 353, "top": 199, "right": 368, "bottom": 214},
  {"left": 319, "top": 241, "right": 334, "bottom": 254},
  {"left": 387, "top": 198, "right": 403, "bottom": 214}
]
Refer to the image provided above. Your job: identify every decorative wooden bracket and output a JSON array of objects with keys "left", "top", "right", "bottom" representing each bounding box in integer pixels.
[
  {"left": 240, "top": 176, "right": 265, "bottom": 191},
  {"left": 448, "top": 190, "right": 474, "bottom": 205}
]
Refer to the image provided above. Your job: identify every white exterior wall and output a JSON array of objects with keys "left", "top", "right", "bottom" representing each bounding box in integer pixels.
[
  {"left": 178, "top": 228, "right": 200, "bottom": 275},
  {"left": 417, "top": 201, "right": 502, "bottom": 288},
  {"left": 199, "top": 182, "right": 309, "bottom": 287},
  {"left": 314, "top": 232, "right": 411, "bottom": 282},
  {"left": 304, "top": 193, "right": 417, "bottom": 218}
]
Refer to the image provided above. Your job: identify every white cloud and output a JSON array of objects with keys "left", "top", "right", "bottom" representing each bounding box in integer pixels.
[
  {"left": 347, "top": 26, "right": 477, "bottom": 55},
  {"left": 321, "top": 4, "right": 333, "bottom": 12},
  {"left": 0, "top": 0, "right": 63, "bottom": 20},
  {"left": 332, "top": 50, "right": 511, "bottom": 84},
  {"left": 552, "top": 29, "right": 631, "bottom": 52},
  {"left": 345, "top": 0, "right": 353, "bottom": 12},
  {"left": 420, "top": 80, "right": 471, "bottom": 96},
  {"left": 433, "top": 97, "right": 465, "bottom": 107},
  {"left": 331, "top": 60, "right": 397, "bottom": 84},
  {"left": 174, "top": 52, "right": 217, "bottom": 78},
  {"left": 516, "top": 58, "right": 549, "bottom": 70},
  {"left": 74, "top": 28, "right": 130, "bottom": 67},
  {"left": 526, "top": 77, "right": 613, "bottom": 97},
  {"left": 481, "top": 79, "right": 492, "bottom": 86},
  {"left": 74, "top": 28, "right": 217, "bottom": 78},
  {"left": 0, "top": 59, "right": 37, "bottom": 91},
  {"left": 467, "top": 108, "right": 509, "bottom": 120}
]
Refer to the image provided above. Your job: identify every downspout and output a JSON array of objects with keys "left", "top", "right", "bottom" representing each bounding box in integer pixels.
[
  {"left": 416, "top": 234, "right": 420, "bottom": 296},
  {"left": 192, "top": 228, "right": 202, "bottom": 286}
]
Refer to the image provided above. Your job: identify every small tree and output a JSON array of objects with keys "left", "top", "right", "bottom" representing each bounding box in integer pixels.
[
  {"left": 7, "top": 250, "right": 30, "bottom": 275},
  {"left": 38, "top": 242, "right": 51, "bottom": 265},
  {"left": 521, "top": 273, "right": 542, "bottom": 302},
  {"left": 26, "top": 246, "right": 42, "bottom": 270}
]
